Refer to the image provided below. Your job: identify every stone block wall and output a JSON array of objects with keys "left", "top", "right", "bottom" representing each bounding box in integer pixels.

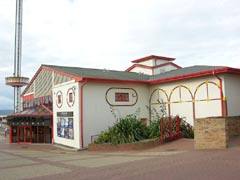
[
  {"left": 227, "top": 116, "right": 240, "bottom": 138},
  {"left": 194, "top": 116, "right": 240, "bottom": 150},
  {"left": 194, "top": 117, "right": 228, "bottom": 149}
]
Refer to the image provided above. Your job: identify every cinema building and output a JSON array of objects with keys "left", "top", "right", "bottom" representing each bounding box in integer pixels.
[{"left": 7, "top": 55, "right": 240, "bottom": 149}]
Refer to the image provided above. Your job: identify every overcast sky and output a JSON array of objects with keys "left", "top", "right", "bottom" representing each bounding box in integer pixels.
[{"left": 0, "top": 0, "right": 240, "bottom": 110}]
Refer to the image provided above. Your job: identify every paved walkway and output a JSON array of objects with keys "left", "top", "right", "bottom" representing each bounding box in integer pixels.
[{"left": 0, "top": 134, "right": 240, "bottom": 180}]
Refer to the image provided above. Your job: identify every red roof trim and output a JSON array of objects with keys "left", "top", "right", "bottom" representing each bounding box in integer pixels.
[
  {"left": 9, "top": 105, "right": 53, "bottom": 117},
  {"left": 9, "top": 113, "right": 51, "bottom": 117},
  {"left": 149, "top": 67, "right": 240, "bottom": 84},
  {"left": 85, "top": 67, "right": 240, "bottom": 85},
  {"left": 131, "top": 55, "right": 175, "bottom": 63},
  {"left": 42, "top": 66, "right": 83, "bottom": 82},
  {"left": 125, "top": 64, "right": 152, "bottom": 72},
  {"left": 22, "top": 65, "right": 83, "bottom": 95},
  {"left": 125, "top": 62, "right": 181, "bottom": 72},
  {"left": 23, "top": 65, "right": 240, "bottom": 95},
  {"left": 22, "top": 66, "right": 43, "bottom": 95}
]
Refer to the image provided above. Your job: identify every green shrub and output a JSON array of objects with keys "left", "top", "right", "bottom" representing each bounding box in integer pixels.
[
  {"left": 94, "top": 115, "right": 194, "bottom": 145},
  {"left": 146, "top": 119, "right": 160, "bottom": 139},
  {"left": 94, "top": 115, "right": 146, "bottom": 145},
  {"left": 94, "top": 130, "right": 111, "bottom": 144},
  {"left": 110, "top": 115, "right": 146, "bottom": 144}
]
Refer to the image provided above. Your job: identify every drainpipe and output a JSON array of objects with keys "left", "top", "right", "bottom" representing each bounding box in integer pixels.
[
  {"left": 212, "top": 71, "right": 227, "bottom": 117},
  {"left": 9, "top": 126, "right": 13, "bottom": 143},
  {"left": 80, "top": 79, "right": 88, "bottom": 148}
]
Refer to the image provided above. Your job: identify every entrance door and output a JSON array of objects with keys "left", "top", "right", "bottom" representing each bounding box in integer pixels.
[
  {"left": 25, "top": 127, "right": 31, "bottom": 142},
  {"left": 18, "top": 126, "right": 31, "bottom": 143}
]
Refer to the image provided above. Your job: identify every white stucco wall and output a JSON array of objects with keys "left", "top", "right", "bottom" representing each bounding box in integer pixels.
[
  {"left": 51, "top": 73, "right": 234, "bottom": 149},
  {"left": 153, "top": 64, "right": 177, "bottom": 75},
  {"left": 149, "top": 75, "right": 223, "bottom": 125},
  {"left": 223, "top": 74, "right": 240, "bottom": 116},
  {"left": 155, "top": 60, "right": 170, "bottom": 66},
  {"left": 52, "top": 81, "right": 81, "bottom": 149},
  {"left": 139, "top": 59, "right": 154, "bottom": 66},
  {"left": 130, "top": 67, "right": 152, "bottom": 75},
  {"left": 81, "top": 82, "right": 149, "bottom": 148}
]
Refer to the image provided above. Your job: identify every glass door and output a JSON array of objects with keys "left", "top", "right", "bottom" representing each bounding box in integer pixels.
[
  {"left": 18, "top": 127, "right": 24, "bottom": 143},
  {"left": 18, "top": 126, "right": 32, "bottom": 143},
  {"left": 25, "top": 127, "right": 31, "bottom": 143}
]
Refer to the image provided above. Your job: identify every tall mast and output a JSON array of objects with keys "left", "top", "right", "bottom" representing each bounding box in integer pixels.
[{"left": 5, "top": 0, "right": 29, "bottom": 113}]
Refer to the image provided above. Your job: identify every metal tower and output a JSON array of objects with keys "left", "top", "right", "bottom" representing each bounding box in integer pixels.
[{"left": 5, "top": 0, "right": 29, "bottom": 113}]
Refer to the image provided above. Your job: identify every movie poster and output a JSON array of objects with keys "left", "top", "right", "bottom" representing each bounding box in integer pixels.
[{"left": 57, "top": 112, "right": 74, "bottom": 139}]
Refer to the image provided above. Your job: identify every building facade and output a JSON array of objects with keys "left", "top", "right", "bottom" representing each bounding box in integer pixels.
[{"left": 7, "top": 55, "right": 240, "bottom": 149}]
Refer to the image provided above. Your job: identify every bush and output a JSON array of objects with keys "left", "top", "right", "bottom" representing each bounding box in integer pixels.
[
  {"left": 94, "top": 115, "right": 146, "bottom": 145},
  {"left": 180, "top": 122, "right": 194, "bottom": 138},
  {"left": 146, "top": 119, "right": 160, "bottom": 139},
  {"left": 94, "top": 130, "right": 111, "bottom": 144},
  {"left": 94, "top": 115, "right": 194, "bottom": 145}
]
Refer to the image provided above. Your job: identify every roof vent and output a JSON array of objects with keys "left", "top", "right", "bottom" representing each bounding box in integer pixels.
[{"left": 103, "top": 68, "right": 109, "bottom": 72}]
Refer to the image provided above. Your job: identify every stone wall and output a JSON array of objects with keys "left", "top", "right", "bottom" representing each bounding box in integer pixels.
[
  {"left": 227, "top": 116, "right": 240, "bottom": 138},
  {"left": 194, "top": 116, "right": 240, "bottom": 149},
  {"left": 194, "top": 117, "right": 228, "bottom": 149}
]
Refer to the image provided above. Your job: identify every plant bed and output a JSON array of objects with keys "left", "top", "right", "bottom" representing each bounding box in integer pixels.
[{"left": 88, "top": 138, "right": 162, "bottom": 152}]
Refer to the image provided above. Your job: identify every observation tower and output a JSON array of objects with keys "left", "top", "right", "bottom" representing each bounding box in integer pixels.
[{"left": 5, "top": 0, "right": 29, "bottom": 113}]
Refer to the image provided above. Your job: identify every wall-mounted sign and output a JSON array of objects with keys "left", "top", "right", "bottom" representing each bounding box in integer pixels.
[
  {"left": 105, "top": 87, "right": 138, "bottom": 106},
  {"left": 57, "top": 111, "right": 74, "bottom": 139}
]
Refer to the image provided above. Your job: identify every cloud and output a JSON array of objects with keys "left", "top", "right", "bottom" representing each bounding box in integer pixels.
[{"left": 0, "top": 0, "right": 240, "bottom": 109}]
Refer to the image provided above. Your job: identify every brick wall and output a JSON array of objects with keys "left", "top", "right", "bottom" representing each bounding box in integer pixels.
[
  {"left": 194, "top": 117, "right": 228, "bottom": 149},
  {"left": 88, "top": 138, "right": 162, "bottom": 151},
  {"left": 194, "top": 116, "right": 240, "bottom": 150}
]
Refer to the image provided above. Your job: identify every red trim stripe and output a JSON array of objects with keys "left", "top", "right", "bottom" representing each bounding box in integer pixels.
[
  {"left": 149, "top": 67, "right": 239, "bottom": 84},
  {"left": 125, "top": 62, "right": 181, "bottom": 72},
  {"left": 131, "top": 55, "right": 175, "bottom": 63}
]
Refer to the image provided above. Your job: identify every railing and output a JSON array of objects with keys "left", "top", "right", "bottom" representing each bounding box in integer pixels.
[{"left": 160, "top": 115, "right": 193, "bottom": 142}]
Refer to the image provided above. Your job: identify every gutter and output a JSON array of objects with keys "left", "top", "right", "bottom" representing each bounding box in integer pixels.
[
  {"left": 80, "top": 79, "right": 88, "bottom": 148},
  {"left": 212, "top": 71, "right": 227, "bottom": 117}
]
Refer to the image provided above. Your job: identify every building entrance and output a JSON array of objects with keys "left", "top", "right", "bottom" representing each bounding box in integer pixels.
[
  {"left": 11, "top": 126, "right": 52, "bottom": 144},
  {"left": 18, "top": 126, "right": 31, "bottom": 143}
]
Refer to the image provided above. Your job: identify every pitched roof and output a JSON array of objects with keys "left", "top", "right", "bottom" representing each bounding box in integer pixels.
[
  {"left": 24, "top": 64, "right": 240, "bottom": 93},
  {"left": 8, "top": 105, "right": 52, "bottom": 117},
  {"left": 150, "top": 65, "right": 224, "bottom": 80},
  {"left": 43, "top": 64, "right": 150, "bottom": 81},
  {"left": 131, "top": 55, "right": 175, "bottom": 63},
  {"left": 125, "top": 62, "right": 181, "bottom": 72},
  {"left": 149, "top": 65, "right": 228, "bottom": 83}
]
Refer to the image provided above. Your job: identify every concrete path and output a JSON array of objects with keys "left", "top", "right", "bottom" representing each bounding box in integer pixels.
[{"left": 0, "top": 134, "right": 240, "bottom": 180}]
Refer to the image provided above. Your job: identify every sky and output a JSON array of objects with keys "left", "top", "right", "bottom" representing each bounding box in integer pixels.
[{"left": 0, "top": 0, "right": 240, "bottom": 110}]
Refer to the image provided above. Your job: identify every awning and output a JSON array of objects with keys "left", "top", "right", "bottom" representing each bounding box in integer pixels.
[
  {"left": 7, "top": 105, "right": 52, "bottom": 126},
  {"left": 8, "top": 105, "right": 52, "bottom": 117}
]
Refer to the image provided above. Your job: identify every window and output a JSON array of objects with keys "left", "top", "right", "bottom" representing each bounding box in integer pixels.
[
  {"left": 115, "top": 93, "right": 129, "bottom": 102},
  {"left": 67, "top": 88, "right": 75, "bottom": 107},
  {"left": 58, "top": 94, "right": 62, "bottom": 104},
  {"left": 69, "top": 92, "right": 73, "bottom": 103}
]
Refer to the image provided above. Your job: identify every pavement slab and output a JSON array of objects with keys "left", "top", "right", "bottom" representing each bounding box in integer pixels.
[
  {"left": 64, "top": 155, "right": 150, "bottom": 168},
  {"left": 0, "top": 158, "right": 38, "bottom": 168},
  {"left": 0, "top": 136, "right": 240, "bottom": 180},
  {"left": 0, "top": 164, "right": 71, "bottom": 180},
  {"left": 39, "top": 154, "right": 102, "bottom": 162}
]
